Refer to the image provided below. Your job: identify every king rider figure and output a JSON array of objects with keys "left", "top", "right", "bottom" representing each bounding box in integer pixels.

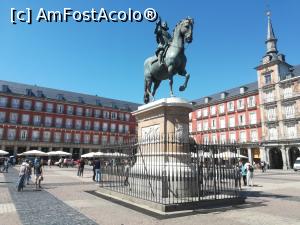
[{"left": 154, "top": 17, "right": 172, "bottom": 66}]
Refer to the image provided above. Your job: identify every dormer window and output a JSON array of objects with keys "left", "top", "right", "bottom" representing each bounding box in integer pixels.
[
  {"left": 240, "top": 87, "right": 246, "bottom": 94},
  {"left": 57, "top": 94, "right": 65, "bottom": 101},
  {"left": 2, "top": 85, "right": 9, "bottom": 93},
  {"left": 37, "top": 90, "right": 44, "bottom": 98},
  {"left": 204, "top": 97, "right": 210, "bottom": 104},
  {"left": 26, "top": 89, "right": 33, "bottom": 96},
  {"left": 221, "top": 92, "right": 227, "bottom": 99},
  {"left": 96, "top": 99, "right": 102, "bottom": 106},
  {"left": 78, "top": 97, "right": 84, "bottom": 104}
]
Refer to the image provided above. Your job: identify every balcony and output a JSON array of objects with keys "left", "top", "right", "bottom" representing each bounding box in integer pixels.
[
  {"left": 282, "top": 113, "right": 300, "bottom": 121},
  {"left": 262, "top": 97, "right": 277, "bottom": 105},
  {"left": 281, "top": 92, "right": 300, "bottom": 101}
]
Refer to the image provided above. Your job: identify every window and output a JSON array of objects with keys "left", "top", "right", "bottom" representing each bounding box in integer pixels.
[
  {"left": 211, "top": 134, "right": 217, "bottom": 144},
  {"left": 65, "top": 118, "right": 73, "bottom": 129},
  {"left": 285, "top": 125, "right": 297, "bottom": 139},
  {"left": 32, "top": 130, "right": 40, "bottom": 141},
  {"left": 54, "top": 132, "right": 61, "bottom": 142},
  {"left": 219, "top": 104, "right": 225, "bottom": 114},
  {"left": 238, "top": 114, "right": 245, "bottom": 126},
  {"left": 125, "top": 114, "right": 130, "bottom": 121},
  {"left": 101, "top": 135, "right": 107, "bottom": 145},
  {"left": 110, "top": 136, "right": 116, "bottom": 144},
  {"left": 33, "top": 115, "right": 41, "bottom": 126},
  {"left": 23, "top": 100, "right": 32, "bottom": 110},
  {"left": 189, "top": 123, "right": 192, "bottom": 132},
  {"left": 45, "top": 116, "right": 52, "bottom": 127},
  {"left": 210, "top": 106, "right": 216, "bottom": 116},
  {"left": 265, "top": 74, "right": 272, "bottom": 85},
  {"left": 250, "top": 130, "right": 258, "bottom": 142},
  {"left": 93, "top": 121, "right": 100, "bottom": 131},
  {"left": 249, "top": 112, "right": 257, "bottom": 124},
  {"left": 0, "top": 97, "right": 8, "bottom": 107},
  {"left": 93, "top": 135, "right": 99, "bottom": 144},
  {"left": 230, "top": 132, "right": 236, "bottom": 143},
  {"left": 203, "top": 135, "right": 209, "bottom": 144},
  {"left": 197, "top": 121, "right": 202, "bottom": 131},
  {"left": 35, "top": 101, "right": 43, "bottom": 111},
  {"left": 102, "top": 122, "right": 108, "bottom": 132},
  {"left": 229, "top": 116, "right": 235, "bottom": 128},
  {"left": 9, "top": 113, "right": 18, "bottom": 124},
  {"left": 76, "top": 107, "right": 83, "bottom": 116},
  {"left": 20, "top": 130, "right": 28, "bottom": 141},
  {"left": 211, "top": 119, "right": 216, "bottom": 129},
  {"left": 118, "top": 136, "right": 124, "bottom": 144},
  {"left": 237, "top": 99, "right": 244, "bottom": 110},
  {"left": 22, "top": 114, "right": 30, "bottom": 125},
  {"left": 119, "top": 113, "right": 124, "bottom": 120},
  {"left": 7, "top": 129, "right": 16, "bottom": 140},
  {"left": 84, "top": 134, "right": 90, "bottom": 144},
  {"left": 283, "top": 86, "right": 293, "bottom": 99},
  {"left": 11, "top": 98, "right": 20, "bottom": 108},
  {"left": 74, "top": 133, "right": 81, "bottom": 143},
  {"left": 111, "top": 123, "right": 116, "bottom": 132},
  {"left": 267, "top": 108, "right": 277, "bottom": 121},
  {"left": 197, "top": 110, "right": 201, "bottom": 118},
  {"left": 75, "top": 120, "right": 82, "bottom": 129},
  {"left": 85, "top": 108, "right": 92, "bottom": 117},
  {"left": 57, "top": 104, "right": 64, "bottom": 114},
  {"left": 43, "top": 131, "right": 51, "bottom": 142},
  {"left": 125, "top": 125, "right": 129, "bottom": 133},
  {"left": 227, "top": 101, "right": 234, "bottom": 112},
  {"left": 220, "top": 117, "right": 226, "bottom": 128},
  {"left": 46, "top": 103, "right": 53, "bottom": 112},
  {"left": 247, "top": 96, "right": 256, "bottom": 107},
  {"left": 94, "top": 109, "right": 101, "bottom": 118},
  {"left": 202, "top": 108, "right": 208, "bottom": 117},
  {"left": 269, "top": 127, "right": 278, "bottom": 140},
  {"left": 264, "top": 90, "right": 274, "bottom": 103},
  {"left": 189, "top": 113, "right": 192, "bottom": 121},
  {"left": 118, "top": 124, "right": 124, "bottom": 133},
  {"left": 0, "top": 112, "right": 6, "bottom": 122},
  {"left": 240, "top": 87, "right": 245, "bottom": 94},
  {"left": 111, "top": 112, "right": 118, "bottom": 120},
  {"left": 203, "top": 120, "right": 209, "bottom": 131},
  {"left": 84, "top": 120, "right": 91, "bottom": 130},
  {"left": 103, "top": 111, "right": 110, "bottom": 119},
  {"left": 284, "top": 104, "right": 295, "bottom": 119},
  {"left": 64, "top": 133, "right": 72, "bottom": 143},
  {"left": 239, "top": 131, "right": 246, "bottom": 143},
  {"left": 55, "top": 118, "right": 63, "bottom": 128},
  {"left": 67, "top": 106, "right": 74, "bottom": 115},
  {"left": 220, "top": 133, "right": 226, "bottom": 143}
]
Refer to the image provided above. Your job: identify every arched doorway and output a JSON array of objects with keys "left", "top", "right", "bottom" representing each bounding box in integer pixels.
[
  {"left": 289, "top": 147, "right": 300, "bottom": 167},
  {"left": 269, "top": 148, "right": 283, "bottom": 169}
]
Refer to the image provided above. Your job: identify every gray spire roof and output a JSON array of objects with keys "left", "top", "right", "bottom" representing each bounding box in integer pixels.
[
  {"left": 265, "top": 12, "right": 278, "bottom": 55},
  {"left": 0, "top": 80, "right": 140, "bottom": 112}
]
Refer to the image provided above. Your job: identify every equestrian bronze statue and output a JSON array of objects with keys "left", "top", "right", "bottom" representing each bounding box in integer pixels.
[{"left": 144, "top": 17, "right": 194, "bottom": 104}]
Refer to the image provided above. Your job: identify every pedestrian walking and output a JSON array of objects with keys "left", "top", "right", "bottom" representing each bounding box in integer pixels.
[
  {"left": 124, "top": 160, "right": 130, "bottom": 187},
  {"left": 2, "top": 158, "right": 9, "bottom": 173},
  {"left": 17, "top": 161, "right": 27, "bottom": 191},
  {"left": 77, "top": 158, "right": 85, "bottom": 177},
  {"left": 260, "top": 161, "right": 265, "bottom": 173},
  {"left": 35, "top": 161, "right": 44, "bottom": 189},
  {"left": 241, "top": 162, "right": 247, "bottom": 186},
  {"left": 246, "top": 161, "right": 254, "bottom": 186},
  {"left": 48, "top": 158, "right": 51, "bottom": 168},
  {"left": 26, "top": 161, "right": 32, "bottom": 185},
  {"left": 95, "top": 159, "right": 101, "bottom": 182},
  {"left": 92, "top": 160, "right": 96, "bottom": 181},
  {"left": 234, "top": 163, "right": 241, "bottom": 189}
]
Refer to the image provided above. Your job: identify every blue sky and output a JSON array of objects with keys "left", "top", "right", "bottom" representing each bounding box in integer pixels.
[{"left": 0, "top": 0, "right": 299, "bottom": 104}]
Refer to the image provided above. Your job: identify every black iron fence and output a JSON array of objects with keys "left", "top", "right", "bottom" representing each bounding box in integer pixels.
[{"left": 99, "top": 135, "right": 241, "bottom": 206}]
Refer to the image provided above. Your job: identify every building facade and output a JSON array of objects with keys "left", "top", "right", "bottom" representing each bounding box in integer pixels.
[
  {"left": 0, "top": 80, "right": 138, "bottom": 159},
  {"left": 190, "top": 82, "right": 262, "bottom": 164},
  {"left": 256, "top": 13, "right": 300, "bottom": 169},
  {"left": 190, "top": 12, "right": 300, "bottom": 169}
]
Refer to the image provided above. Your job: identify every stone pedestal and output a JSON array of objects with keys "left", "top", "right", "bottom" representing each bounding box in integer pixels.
[{"left": 131, "top": 97, "right": 196, "bottom": 198}]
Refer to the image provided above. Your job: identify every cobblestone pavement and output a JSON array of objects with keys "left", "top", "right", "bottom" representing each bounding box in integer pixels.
[{"left": 1, "top": 166, "right": 300, "bottom": 225}]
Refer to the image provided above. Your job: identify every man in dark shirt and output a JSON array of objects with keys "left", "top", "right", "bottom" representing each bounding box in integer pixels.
[
  {"left": 94, "top": 159, "right": 101, "bottom": 182},
  {"left": 79, "top": 158, "right": 85, "bottom": 177}
]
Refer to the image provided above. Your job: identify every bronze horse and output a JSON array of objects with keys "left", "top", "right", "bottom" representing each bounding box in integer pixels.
[{"left": 144, "top": 18, "right": 194, "bottom": 104}]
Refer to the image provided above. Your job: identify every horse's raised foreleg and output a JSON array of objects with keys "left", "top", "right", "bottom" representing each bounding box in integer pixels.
[
  {"left": 169, "top": 77, "right": 174, "bottom": 97},
  {"left": 179, "top": 70, "right": 190, "bottom": 92}
]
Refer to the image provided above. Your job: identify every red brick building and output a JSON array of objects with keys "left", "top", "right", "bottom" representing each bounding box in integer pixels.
[
  {"left": 190, "top": 82, "right": 263, "bottom": 163},
  {"left": 0, "top": 80, "right": 138, "bottom": 159}
]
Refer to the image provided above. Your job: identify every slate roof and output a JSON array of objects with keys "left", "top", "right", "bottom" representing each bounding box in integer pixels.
[
  {"left": 292, "top": 65, "right": 300, "bottom": 77},
  {"left": 192, "top": 81, "right": 258, "bottom": 107},
  {"left": 0, "top": 80, "right": 140, "bottom": 112}
]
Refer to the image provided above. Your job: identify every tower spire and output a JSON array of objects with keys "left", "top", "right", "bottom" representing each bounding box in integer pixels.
[{"left": 265, "top": 11, "right": 278, "bottom": 55}]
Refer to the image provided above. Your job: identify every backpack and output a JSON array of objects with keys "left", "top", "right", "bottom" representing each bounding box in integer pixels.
[{"left": 249, "top": 165, "right": 254, "bottom": 172}]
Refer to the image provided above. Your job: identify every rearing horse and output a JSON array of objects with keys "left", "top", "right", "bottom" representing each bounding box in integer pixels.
[{"left": 144, "top": 18, "right": 194, "bottom": 104}]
